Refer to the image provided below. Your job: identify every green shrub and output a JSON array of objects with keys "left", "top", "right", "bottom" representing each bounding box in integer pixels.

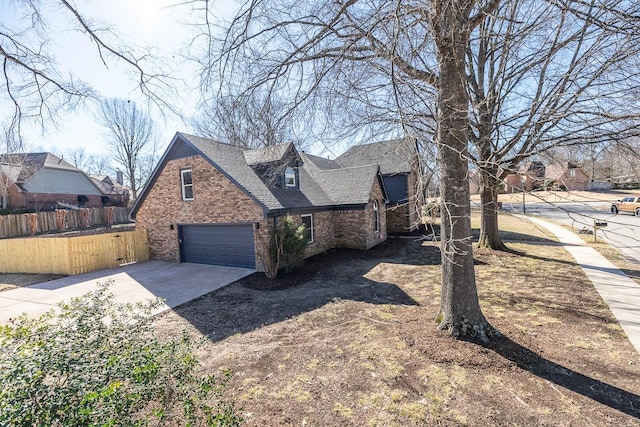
[
  {"left": 263, "top": 215, "right": 307, "bottom": 278},
  {"left": 278, "top": 215, "right": 307, "bottom": 273},
  {"left": 0, "top": 283, "right": 243, "bottom": 427}
]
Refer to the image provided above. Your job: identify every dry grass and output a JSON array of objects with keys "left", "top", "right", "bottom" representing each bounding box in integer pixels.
[{"left": 154, "top": 212, "right": 640, "bottom": 426}]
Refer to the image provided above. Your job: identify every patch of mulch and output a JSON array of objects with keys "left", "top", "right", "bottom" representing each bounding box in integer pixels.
[
  {"left": 242, "top": 227, "right": 440, "bottom": 291},
  {"left": 154, "top": 225, "right": 640, "bottom": 426},
  {"left": 240, "top": 238, "right": 429, "bottom": 291}
]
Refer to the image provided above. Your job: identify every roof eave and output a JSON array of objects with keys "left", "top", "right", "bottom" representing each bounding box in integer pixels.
[
  {"left": 130, "top": 132, "right": 272, "bottom": 221},
  {"left": 265, "top": 203, "right": 368, "bottom": 217}
]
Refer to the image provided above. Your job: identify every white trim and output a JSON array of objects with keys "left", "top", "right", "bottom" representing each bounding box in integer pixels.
[
  {"left": 181, "top": 168, "right": 194, "bottom": 201},
  {"left": 301, "top": 213, "right": 314, "bottom": 244},
  {"left": 373, "top": 200, "right": 380, "bottom": 233},
  {"left": 285, "top": 167, "right": 296, "bottom": 187}
]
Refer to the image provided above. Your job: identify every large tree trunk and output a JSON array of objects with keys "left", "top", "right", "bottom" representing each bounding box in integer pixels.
[
  {"left": 477, "top": 169, "right": 509, "bottom": 251},
  {"left": 433, "top": 0, "right": 495, "bottom": 341}
]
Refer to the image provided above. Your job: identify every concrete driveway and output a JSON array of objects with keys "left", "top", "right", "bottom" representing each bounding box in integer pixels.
[{"left": 0, "top": 261, "right": 255, "bottom": 325}]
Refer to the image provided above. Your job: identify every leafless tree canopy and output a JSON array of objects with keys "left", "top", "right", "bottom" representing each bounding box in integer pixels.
[
  {"left": 64, "top": 148, "right": 111, "bottom": 175},
  {"left": 466, "top": 0, "right": 640, "bottom": 249},
  {"left": 193, "top": 90, "right": 299, "bottom": 148},
  {"left": 197, "top": 0, "right": 444, "bottom": 146},
  {"left": 193, "top": 0, "right": 503, "bottom": 340},
  {"left": 1, "top": 0, "right": 172, "bottom": 142},
  {"left": 98, "top": 98, "right": 156, "bottom": 199},
  {"left": 468, "top": 0, "right": 640, "bottom": 174}
]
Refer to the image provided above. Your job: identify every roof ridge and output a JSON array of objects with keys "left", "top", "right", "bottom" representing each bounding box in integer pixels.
[
  {"left": 339, "top": 137, "right": 409, "bottom": 155},
  {"left": 178, "top": 132, "right": 250, "bottom": 151},
  {"left": 318, "top": 163, "right": 378, "bottom": 173}
]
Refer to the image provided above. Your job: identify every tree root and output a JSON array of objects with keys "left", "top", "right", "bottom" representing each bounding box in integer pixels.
[{"left": 436, "top": 314, "right": 502, "bottom": 343}]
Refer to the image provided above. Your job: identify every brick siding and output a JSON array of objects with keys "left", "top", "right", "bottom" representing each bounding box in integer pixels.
[
  {"left": 7, "top": 189, "right": 104, "bottom": 211},
  {"left": 386, "top": 204, "right": 410, "bottom": 234},
  {"left": 334, "top": 178, "right": 387, "bottom": 249},
  {"left": 135, "top": 155, "right": 266, "bottom": 266},
  {"left": 136, "top": 155, "right": 388, "bottom": 272}
]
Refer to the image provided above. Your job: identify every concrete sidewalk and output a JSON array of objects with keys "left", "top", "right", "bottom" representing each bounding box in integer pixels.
[
  {"left": 527, "top": 216, "right": 640, "bottom": 354},
  {"left": 0, "top": 260, "right": 254, "bottom": 325}
]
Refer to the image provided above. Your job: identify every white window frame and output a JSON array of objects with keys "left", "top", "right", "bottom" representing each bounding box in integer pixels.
[
  {"left": 569, "top": 169, "right": 576, "bottom": 177},
  {"left": 285, "top": 167, "right": 296, "bottom": 187},
  {"left": 301, "top": 214, "right": 314, "bottom": 244},
  {"left": 373, "top": 200, "right": 380, "bottom": 233},
  {"left": 181, "top": 168, "right": 194, "bottom": 201}
]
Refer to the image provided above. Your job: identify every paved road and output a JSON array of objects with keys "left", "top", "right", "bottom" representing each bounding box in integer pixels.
[
  {"left": 0, "top": 260, "right": 254, "bottom": 325},
  {"left": 501, "top": 200, "right": 640, "bottom": 263}
]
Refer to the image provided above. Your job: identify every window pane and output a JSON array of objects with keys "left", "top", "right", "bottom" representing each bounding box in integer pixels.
[
  {"left": 374, "top": 201, "right": 379, "bottom": 233},
  {"left": 184, "top": 185, "right": 193, "bottom": 200},
  {"left": 182, "top": 171, "right": 192, "bottom": 185},
  {"left": 285, "top": 167, "right": 295, "bottom": 186},
  {"left": 301, "top": 215, "right": 313, "bottom": 242}
]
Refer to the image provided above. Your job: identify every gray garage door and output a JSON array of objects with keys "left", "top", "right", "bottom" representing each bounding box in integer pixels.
[{"left": 179, "top": 224, "right": 256, "bottom": 269}]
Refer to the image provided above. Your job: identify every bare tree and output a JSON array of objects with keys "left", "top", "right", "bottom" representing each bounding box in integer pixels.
[
  {"left": 194, "top": 0, "right": 501, "bottom": 340},
  {"left": 98, "top": 98, "right": 156, "bottom": 199},
  {"left": 193, "top": 89, "right": 300, "bottom": 148},
  {"left": 1, "top": 1, "right": 172, "bottom": 140},
  {"left": 64, "top": 148, "right": 112, "bottom": 175},
  {"left": 0, "top": 126, "right": 25, "bottom": 210},
  {"left": 467, "top": 0, "right": 640, "bottom": 250}
]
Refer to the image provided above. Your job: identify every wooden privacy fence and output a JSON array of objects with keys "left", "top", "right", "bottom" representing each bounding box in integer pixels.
[
  {"left": 0, "top": 228, "right": 149, "bottom": 275},
  {"left": 0, "top": 207, "right": 130, "bottom": 239}
]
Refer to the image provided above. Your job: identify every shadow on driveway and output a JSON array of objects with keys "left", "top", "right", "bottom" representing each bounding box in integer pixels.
[{"left": 0, "top": 260, "right": 253, "bottom": 324}]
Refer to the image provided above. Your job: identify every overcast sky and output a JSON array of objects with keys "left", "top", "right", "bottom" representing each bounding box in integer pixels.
[{"left": 3, "top": 0, "right": 238, "bottom": 158}]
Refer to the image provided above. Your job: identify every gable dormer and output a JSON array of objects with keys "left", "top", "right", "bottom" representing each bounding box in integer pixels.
[{"left": 244, "top": 143, "right": 303, "bottom": 190}]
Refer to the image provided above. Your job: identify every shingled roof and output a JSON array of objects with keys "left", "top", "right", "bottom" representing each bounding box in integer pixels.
[
  {"left": 132, "top": 133, "right": 387, "bottom": 218},
  {"left": 243, "top": 143, "right": 299, "bottom": 166},
  {"left": 336, "top": 138, "right": 417, "bottom": 175},
  {"left": 0, "top": 152, "right": 79, "bottom": 185}
]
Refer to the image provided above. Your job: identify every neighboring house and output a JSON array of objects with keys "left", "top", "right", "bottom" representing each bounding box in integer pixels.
[
  {"left": 503, "top": 161, "right": 545, "bottom": 193},
  {"left": 0, "top": 153, "right": 104, "bottom": 211},
  {"left": 502, "top": 161, "right": 589, "bottom": 193},
  {"left": 89, "top": 174, "right": 130, "bottom": 207},
  {"left": 131, "top": 133, "right": 388, "bottom": 271},
  {"left": 544, "top": 162, "right": 590, "bottom": 191},
  {"left": 335, "top": 138, "right": 423, "bottom": 233}
]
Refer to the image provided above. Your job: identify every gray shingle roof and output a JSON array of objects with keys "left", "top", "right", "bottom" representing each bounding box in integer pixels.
[
  {"left": 302, "top": 153, "right": 341, "bottom": 170},
  {"left": 179, "top": 133, "right": 284, "bottom": 210},
  {"left": 133, "top": 133, "right": 387, "bottom": 218},
  {"left": 337, "top": 138, "right": 417, "bottom": 175},
  {"left": 181, "top": 133, "right": 383, "bottom": 211},
  {"left": 243, "top": 143, "right": 292, "bottom": 165},
  {"left": 301, "top": 152, "right": 380, "bottom": 205},
  {"left": 310, "top": 165, "right": 381, "bottom": 205},
  {"left": 0, "top": 152, "right": 79, "bottom": 184}
]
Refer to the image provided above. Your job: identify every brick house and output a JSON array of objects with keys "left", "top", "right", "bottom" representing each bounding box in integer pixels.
[
  {"left": 544, "top": 163, "right": 590, "bottom": 191},
  {"left": 0, "top": 153, "right": 105, "bottom": 211},
  {"left": 334, "top": 138, "right": 423, "bottom": 232},
  {"left": 89, "top": 174, "right": 130, "bottom": 207},
  {"left": 502, "top": 161, "right": 590, "bottom": 192},
  {"left": 131, "top": 133, "right": 389, "bottom": 271}
]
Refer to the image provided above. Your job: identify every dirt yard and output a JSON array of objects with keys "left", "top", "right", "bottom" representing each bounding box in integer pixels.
[
  {"left": 0, "top": 273, "right": 65, "bottom": 291},
  {"left": 154, "top": 214, "right": 640, "bottom": 426}
]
